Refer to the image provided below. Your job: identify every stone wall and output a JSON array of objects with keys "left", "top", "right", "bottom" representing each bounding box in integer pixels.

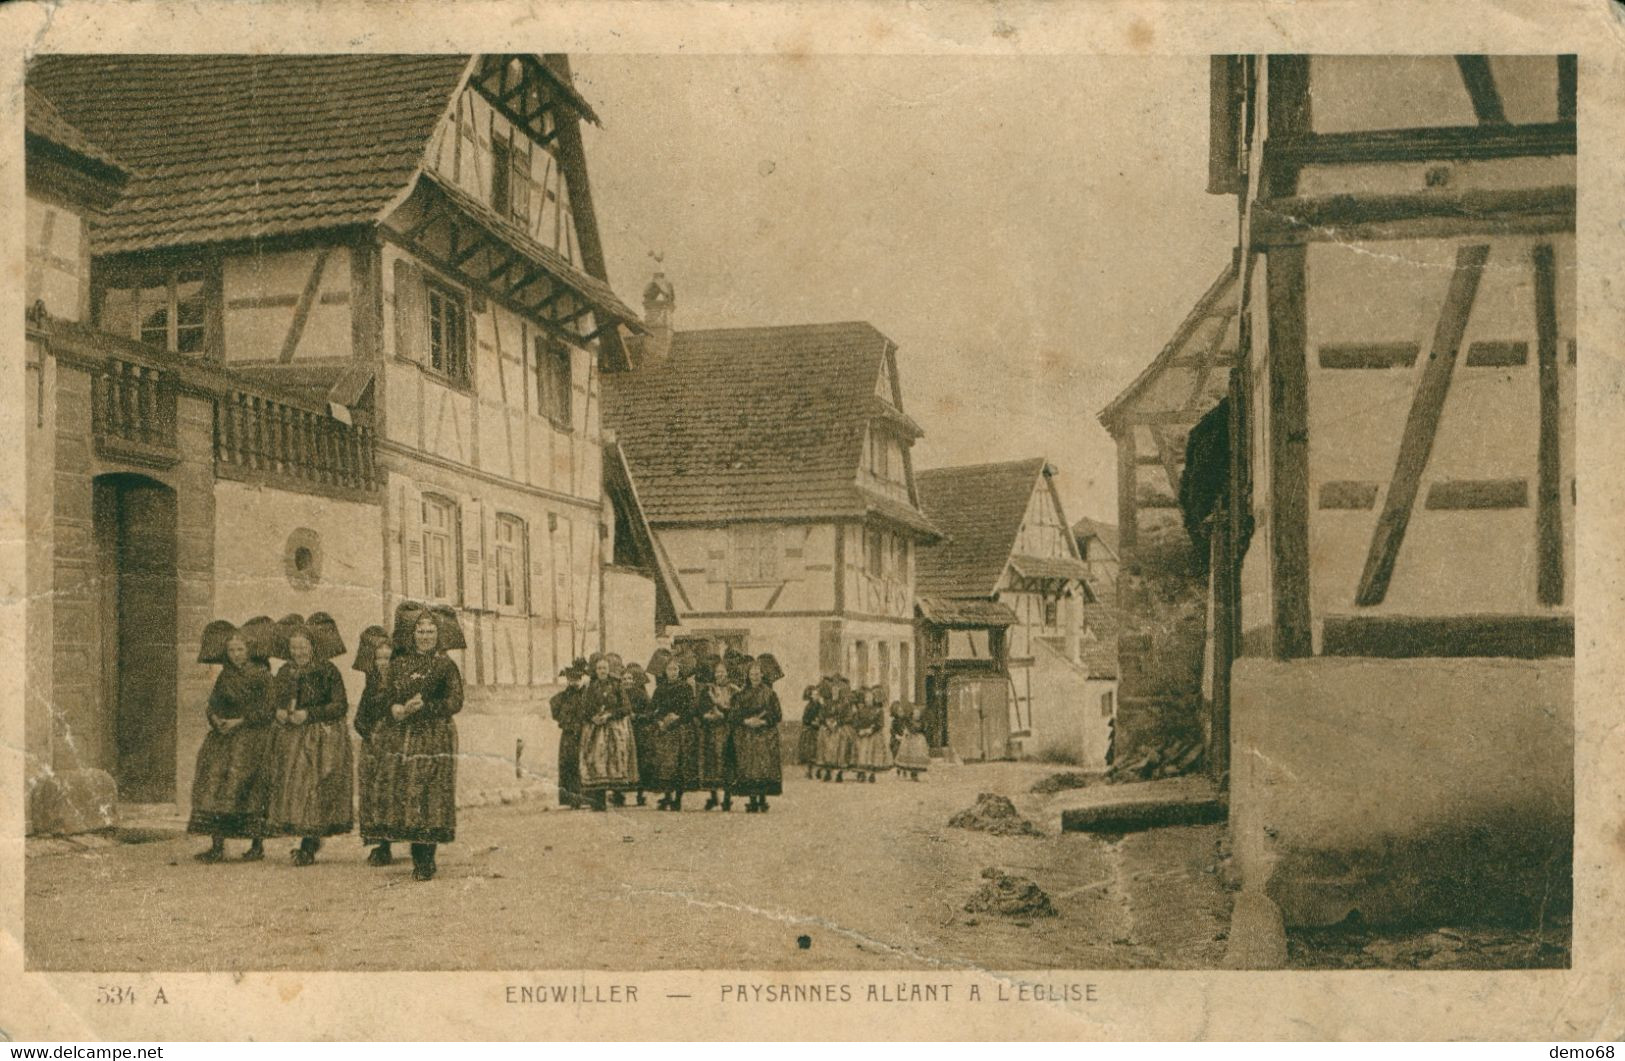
[{"left": 1229, "top": 656, "right": 1573, "bottom": 927}]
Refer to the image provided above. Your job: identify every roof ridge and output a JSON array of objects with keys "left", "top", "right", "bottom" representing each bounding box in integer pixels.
[
  {"left": 674, "top": 320, "right": 883, "bottom": 338},
  {"left": 916, "top": 455, "right": 1049, "bottom": 478}
]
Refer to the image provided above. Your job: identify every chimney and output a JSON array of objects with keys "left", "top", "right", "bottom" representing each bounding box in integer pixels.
[{"left": 642, "top": 271, "right": 675, "bottom": 364}]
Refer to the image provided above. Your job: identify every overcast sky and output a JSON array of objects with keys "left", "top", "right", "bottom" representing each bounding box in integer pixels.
[{"left": 574, "top": 55, "right": 1237, "bottom": 526}]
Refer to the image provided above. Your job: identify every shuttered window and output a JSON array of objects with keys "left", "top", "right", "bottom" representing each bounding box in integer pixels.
[
  {"left": 730, "top": 525, "right": 780, "bottom": 584},
  {"left": 535, "top": 335, "right": 573, "bottom": 428}
]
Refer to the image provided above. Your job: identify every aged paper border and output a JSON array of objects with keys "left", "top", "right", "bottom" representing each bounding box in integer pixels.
[{"left": 1, "top": 0, "right": 1621, "bottom": 1041}]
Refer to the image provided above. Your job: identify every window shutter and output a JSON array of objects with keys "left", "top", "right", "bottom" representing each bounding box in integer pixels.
[
  {"left": 461, "top": 496, "right": 485, "bottom": 611},
  {"left": 401, "top": 478, "right": 425, "bottom": 600},
  {"left": 539, "top": 516, "right": 559, "bottom": 620},
  {"left": 707, "top": 530, "right": 728, "bottom": 583},
  {"left": 482, "top": 505, "right": 501, "bottom": 612},
  {"left": 393, "top": 259, "right": 427, "bottom": 364},
  {"left": 782, "top": 527, "right": 807, "bottom": 582}
]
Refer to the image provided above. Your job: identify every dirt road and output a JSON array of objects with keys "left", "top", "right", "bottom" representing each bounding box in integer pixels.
[{"left": 26, "top": 762, "right": 1232, "bottom": 971}]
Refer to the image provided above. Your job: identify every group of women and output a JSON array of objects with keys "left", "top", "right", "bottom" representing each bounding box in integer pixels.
[
  {"left": 797, "top": 678, "right": 932, "bottom": 783},
  {"left": 186, "top": 602, "right": 464, "bottom": 881},
  {"left": 550, "top": 648, "right": 786, "bottom": 814}
]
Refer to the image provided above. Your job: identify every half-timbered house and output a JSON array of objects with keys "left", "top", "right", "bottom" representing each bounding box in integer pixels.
[
  {"left": 1202, "top": 55, "right": 1575, "bottom": 954},
  {"left": 1098, "top": 262, "right": 1238, "bottom": 770},
  {"left": 604, "top": 281, "right": 939, "bottom": 738},
  {"left": 914, "top": 459, "right": 1113, "bottom": 766},
  {"left": 26, "top": 55, "right": 647, "bottom": 828}
]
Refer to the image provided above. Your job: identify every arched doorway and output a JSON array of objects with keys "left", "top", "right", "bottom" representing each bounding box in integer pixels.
[{"left": 93, "top": 473, "right": 178, "bottom": 803}]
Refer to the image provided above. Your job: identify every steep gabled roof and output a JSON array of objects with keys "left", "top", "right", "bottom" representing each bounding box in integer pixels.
[
  {"left": 914, "top": 457, "right": 1049, "bottom": 598},
  {"left": 1098, "top": 256, "right": 1239, "bottom": 431},
  {"left": 1072, "top": 516, "right": 1120, "bottom": 558},
  {"left": 602, "top": 322, "right": 937, "bottom": 534},
  {"left": 28, "top": 54, "right": 473, "bottom": 254}
]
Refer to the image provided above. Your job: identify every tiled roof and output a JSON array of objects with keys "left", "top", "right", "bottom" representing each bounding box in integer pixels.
[
  {"left": 1009, "top": 553, "right": 1092, "bottom": 583},
  {"left": 917, "top": 597, "right": 1019, "bottom": 627},
  {"left": 230, "top": 362, "right": 374, "bottom": 411},
  {"left": 914, "top": 457, "right": 1048, "bottom": 598},
  {"left": 1072, "top": 516, "right": 1120, "bottom": 557},
  {"left": 25, "top": 85, "right": 128, "bottom": 177},
  {"left": 602, "top": 321, "right": 937, "bottom": 531},
  {"left": 27, "top": 54, "right": 473, "bottom": 254}
]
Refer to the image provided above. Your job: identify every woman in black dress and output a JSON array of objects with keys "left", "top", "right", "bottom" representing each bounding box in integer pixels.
[
  {"left": 550, "top": 657, "right": 590, "bottom": 808},
  {"left": 730, "top": 657, "right": 783, "bottom": 813},
  {"left": 264, "top": 615, "right": 353, "bottom": 865},
  {"left": 696, "top": 662, "right": 735, "bottom": 811},
  {"left": 649, "top": 655, "right": 700, "bottom": 810},
  {"left": 797, "top": 682, "right": 825, "bottom": 779},
  {"left": 188, "top": 622, "right": 273, "bottom": 862},
  {"left": 353, "top": 625, "right": 397, "bottom": 865},
  {"left": 372, "top": 607, "right": 464, "bottom": 881},
  {"left": 623, "top": 662, "right": 656, "bottom": 807}
]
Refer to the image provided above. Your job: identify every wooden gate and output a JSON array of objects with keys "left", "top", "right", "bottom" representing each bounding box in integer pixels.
[{"left": 946, "top": 675, "right": 1011, "bottom": 762}]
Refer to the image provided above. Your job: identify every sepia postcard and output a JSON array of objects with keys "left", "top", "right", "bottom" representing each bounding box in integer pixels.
[{"left": 1, "top": 0, "right": 1622, "bottom": 1043}]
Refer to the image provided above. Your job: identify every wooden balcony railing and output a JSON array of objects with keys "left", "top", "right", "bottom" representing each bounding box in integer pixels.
[
  {"left": 92, "top": 358, "right": 178, "bottom": 465},
  {"left": 214, "top": 388, "right": 378, "bottom": 496}
]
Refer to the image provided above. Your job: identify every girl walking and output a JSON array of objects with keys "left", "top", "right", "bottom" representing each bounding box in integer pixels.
[
  {"left": 697, "top": 661, "right": 735, "bottom": 811},
  {"left": 371, "top": 604, "right": 464, "bottom": 881},
  {"left": 730, "top": 656, "right": 783, "bottom": 813},
  {"left": 187, "top": 620, "right": 274, "bottom": 863},
  {"left": 353, "top": 625, "right": 397, "bottom": 865},
  {"left": 264, "top": 613, "right": 353, "bottom": 866}
]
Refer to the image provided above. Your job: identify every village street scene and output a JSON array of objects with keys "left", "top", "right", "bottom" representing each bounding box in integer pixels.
[{"left": 22, "top": 54, "right": 1574, "bottom": 971}]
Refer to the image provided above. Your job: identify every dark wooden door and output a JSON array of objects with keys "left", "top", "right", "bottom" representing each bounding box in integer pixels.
[{"left": 98, "top": 475, "right": 178, "bottom": 803}]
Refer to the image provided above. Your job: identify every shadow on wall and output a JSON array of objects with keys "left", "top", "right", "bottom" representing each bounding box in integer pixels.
[{"left": 1268, "top": 805, "right": 1574, "bottom": 930}]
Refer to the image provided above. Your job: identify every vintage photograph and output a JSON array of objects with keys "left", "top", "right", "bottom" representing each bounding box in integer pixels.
[{"left": 21, "top": 49, "right": 1575, "bottom": 976}]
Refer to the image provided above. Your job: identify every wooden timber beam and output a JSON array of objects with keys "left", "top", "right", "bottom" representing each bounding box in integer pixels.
[
  {"left": 1354, "top": 243, "right": 1490, "bottom": 607},
  {"left": 1455, "top": 56, "right": 1508, "bottom": 125},
  {"left": 1266, "top": 121, "right": 1574, "bottom": 170},
  {"left": 1321, "top": 614, "right": 1572, "bottom": 659},
  {"left": 1266, "top": 244, "right": 1312, "bottom": 657},
  {"left": 1558, "top": 55, "right": 1577, "bottom": 121},
  {"left": 1251, "top": 186, "right": 1575, "bottom": 247},
  {"left": 1533, "top": 242, "right": 1565, "bottom": 606}
]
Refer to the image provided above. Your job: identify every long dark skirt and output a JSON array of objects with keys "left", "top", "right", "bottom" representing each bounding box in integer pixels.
[
  {"left": 731, "top": 724, "right": 782, "bottom": 796},
  {"left": 187, "top": 723, "right": 272, "bottom": 838},
  {"left": 650, "top": 721, "right": 701, "bottom": 791},
  {"left": 697, "top": 721, "right": 733, "bottom": 788},
  {"left": 369, "top": 717, "right": 457, "bottom": 843},
  {"left": 357, "top": 723, "right": 404, "bottom": 844},
  {"left": 795, "top": 722, "right": 820, "bottom": 765},
  {"left": 265, "top": 719, "right": 354, "bottom": 837},
  {"left": 558, "top": 728, "right": 584, "bottom": 807},
  {"left": 633, "top": 720, "right": 659, "bottom": 790}
]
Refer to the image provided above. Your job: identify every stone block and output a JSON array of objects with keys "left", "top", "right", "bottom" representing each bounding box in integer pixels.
[
  {"left": 29, "top": 767, "right": 118, "bottom": 835},
  {"left": 1222, "top": 890, "right": 1287, "bottom": 970}
]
